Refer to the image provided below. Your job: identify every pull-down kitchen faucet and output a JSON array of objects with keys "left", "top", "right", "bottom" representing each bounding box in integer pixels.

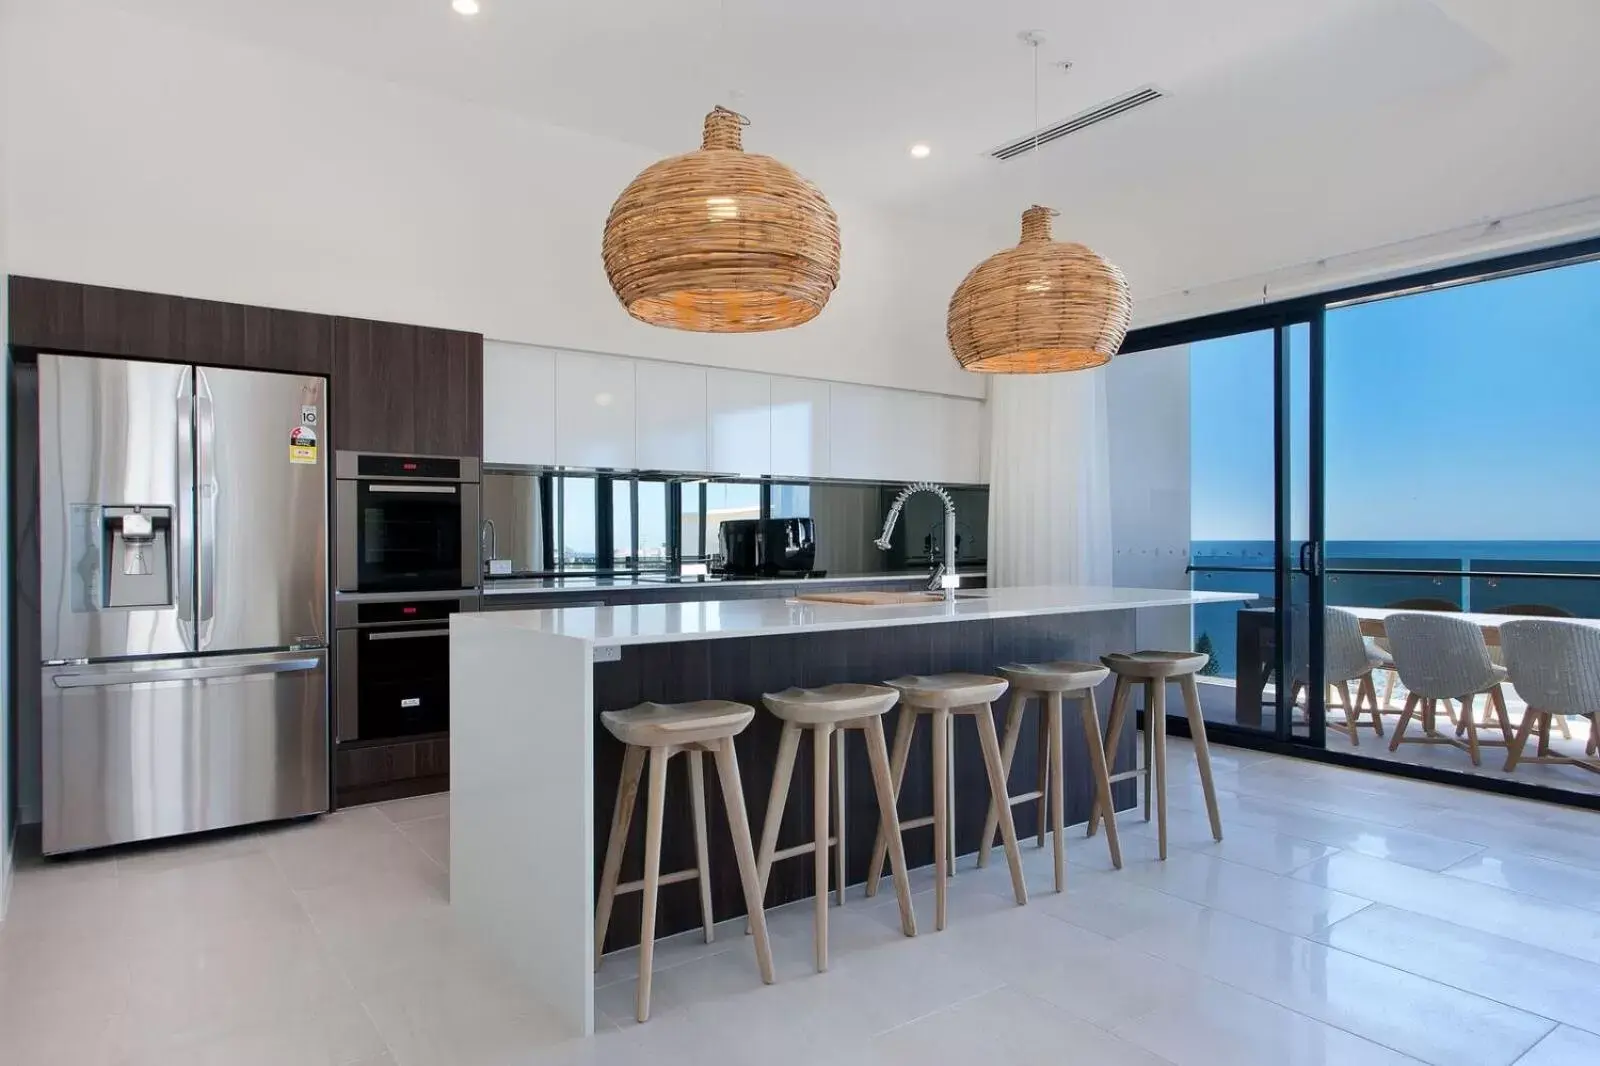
[{"left": 875, "top": 482, "right": 959, "bottom": 600}]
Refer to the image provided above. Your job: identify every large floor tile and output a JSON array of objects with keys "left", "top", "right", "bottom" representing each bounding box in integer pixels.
[
  {"left": 1120, "top": 907, "right": 1554, "bottom": 1066},
  {"left": 864, "top": 985, "right": 1175, "bottom": 1066},
  {"left": 1116, "top": 848, "right": 1373, "bottom": 937},
  {"left": 1110, "top": 974, "right": 1428, "bottom": 1066},
  {"left": 398, "top": 815, "right": 450, "bottom": 869},
  {"left": 941, "top": 904, "right": 1197, "bottom": 1030},
  {"left": 1442, "top": 848, "right": 1600, "bottom": 911},
  {"left": 1512, "top": 1027, "right": 1600, "bottom": 1066},
  {"left": 1167, "top": 783, "right": 1488, "bottom": 871},
  {"left": 263, "top": 808, "right": 434, "bottom": 894},
  {"left": 373, "top": 792, "right": 450, "bottom": 826},
  {"left": 1034, "top": 867, "right": 1210, "bottom": 939},
  {"left": 1121, "top": 801, "right": 1340, "bottom": 874},
  {"left": 1316, "top": 905, "right": 1600, "bottom": 1038},
  {"left": 1295, "top": 850, "right": 1600, "bottom": 965}
]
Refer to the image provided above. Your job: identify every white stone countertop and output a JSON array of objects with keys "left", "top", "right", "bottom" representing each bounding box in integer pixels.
[{"left": 454, "top": 584, "right": 1255, "bottom": 648}]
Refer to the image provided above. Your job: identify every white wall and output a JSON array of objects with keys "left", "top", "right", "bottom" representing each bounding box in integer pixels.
[
  {"left": 1106, "top": 344, "right": 1192, "bottom": 652},
  {"left": 1, "top": 0, "right": 987, "bottom": 401}
]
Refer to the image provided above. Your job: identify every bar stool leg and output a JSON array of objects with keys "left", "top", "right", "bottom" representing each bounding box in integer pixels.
[
  {"left": 1179, "top": 676, "right": 1223, "bottom": 842},
  {"left": 1079, "top": 687, "right": 1122, "bottom": 869},
  {"left": 1091, "top": 677, "right": 1132, "bottom": 839},
  {"left": 1046, "top": 690, "right": 1066, "bottom": 892},
  {"left": 594, "top": 744, "right": 645, "bottom": 968},
  {"left": 1151, "top": 682, "right": 1169, "bottom": 860},
  {"left": 1036, "top": 697, "right": 1049, "bottom": 849},
  {"left": 866, "top": 706, "right": 915, "bottom": 898},
  {"left": 712, "top": 737, "right": 775, "bottom": 986},
  {"left": 931, "top": 707, "right": 950, "bottom": 930},
  {"left": 979, "top": 692, "right": 1028, "bottom": 869},
  {"left": 687, "top": 750, "right": 715, "bottom": 943},
  {"left": 945, "top": 712, "right": 957, "bottom": 877},
  {"left": 974, "top": 702, "right": 1028, "bottom": 906},
  {"left": 751, "top": 722, "right": 802, "bottom": 934},
  {"left": 755, "top": 724, "right": 803, "bottom": 897},
  {"left": 832, "top": 729, "right": 847, "bottom": 908},
  {"left": 636, "top": 746, "right": 671, "bottom": 1023},
  {"left": 1142, "top": 681, "right": 1155, "bottom": 823},
  {"left": 812, "top": 724, "right": 832, "bottom": 972},
  {"left": 863, "top": 714, "right": 916, "bottom": 937}
]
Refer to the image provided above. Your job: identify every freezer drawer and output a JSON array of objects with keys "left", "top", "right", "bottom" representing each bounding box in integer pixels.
[{"left": 42, "top": 650, "right": 330, "bottom": 854}]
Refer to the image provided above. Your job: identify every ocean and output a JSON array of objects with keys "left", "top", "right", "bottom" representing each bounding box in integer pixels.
[{"left": 1188, "top": 540, "right": 1600, "bottom": 677}]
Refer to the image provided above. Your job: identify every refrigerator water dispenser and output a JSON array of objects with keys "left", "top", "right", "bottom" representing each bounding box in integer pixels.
[{"left": 95, "top": 505, "right": 174, "bottom": 609}]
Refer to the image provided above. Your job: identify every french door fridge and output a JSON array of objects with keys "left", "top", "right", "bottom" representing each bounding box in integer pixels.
[{"left": 38, "top": 354, "right": 330, "bottom": 854}]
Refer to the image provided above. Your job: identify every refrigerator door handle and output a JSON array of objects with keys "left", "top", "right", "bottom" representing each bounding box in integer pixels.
[
  {"left": 51, "top": 656, "right": 323, "bottom": 690},
  {"left": 195, "top": 370, "right": 218, "bottom": 650},
  {"left": 175, "top": 369, "right": 197, "bottom": 651}
]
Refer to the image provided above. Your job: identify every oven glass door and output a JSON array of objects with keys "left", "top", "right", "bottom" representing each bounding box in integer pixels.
[
  {"left": 353, "top": 625, "right": 450, "bottom": 739},
  {"left": 356, "top": 482, "right": 463, "bottom": 591}
]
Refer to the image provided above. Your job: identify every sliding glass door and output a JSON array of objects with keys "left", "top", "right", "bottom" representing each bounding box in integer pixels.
[
  {"left": 1129, "top": 238, "right": 1600, "bottom": 804},
  {"left": 1183, "top": 317, "right": 1325, "bottom": 746}
]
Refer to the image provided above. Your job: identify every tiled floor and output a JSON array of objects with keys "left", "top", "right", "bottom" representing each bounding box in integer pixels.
[{"left": 4, "top": 744, "right": 1600, "bottom": 1065}]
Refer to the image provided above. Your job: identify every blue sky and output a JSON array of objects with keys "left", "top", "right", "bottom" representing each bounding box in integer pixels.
[{"left": 1190, "top": 258, "right": 1600, "bottom": 542}]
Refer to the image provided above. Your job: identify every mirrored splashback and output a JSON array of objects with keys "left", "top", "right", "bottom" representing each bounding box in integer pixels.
[{"left": 479, "top": 469, "right": 988, "bottom": 578}]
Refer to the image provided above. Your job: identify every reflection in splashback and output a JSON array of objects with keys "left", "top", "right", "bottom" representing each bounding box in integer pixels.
[{"left": 480, "top": 468, "right": 987, "bottom": 577}]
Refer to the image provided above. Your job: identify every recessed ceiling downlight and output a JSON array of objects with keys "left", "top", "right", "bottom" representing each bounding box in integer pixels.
[
  {"left": 452, "top": 0, "right": 480, "bottom": 15},
  {"left": 910, "top": 143, "right": 931, "bottom": 159}
]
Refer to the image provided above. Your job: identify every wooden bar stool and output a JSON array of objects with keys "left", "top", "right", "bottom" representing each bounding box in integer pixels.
[
  {"left": 594, "top": 701, "right": 775, "bottom": 1023},
  {"left": 1090, "top": 652, "right": 1223, "bottom": 861},
  {"left": 979, "top": 661, "right": 1119, "bottom": 888},
  {"left": 754, "top": 684, "right": 917, "bottom": 972},
  {"left": 865, "top": 673, "right": 1027, "bottom": 931}
]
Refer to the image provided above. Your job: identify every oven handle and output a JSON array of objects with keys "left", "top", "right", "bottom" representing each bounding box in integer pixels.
[
  {"left": 365, "top": 627, "right": 450, "bottom": 642},
  {"left": 366, "top": 484, "right": 460, "bottom": 495}
]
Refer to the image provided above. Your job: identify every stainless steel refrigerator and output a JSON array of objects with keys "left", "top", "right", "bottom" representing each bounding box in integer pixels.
[{"left": 38, "top": 354, "right": 330, "bottom": 854}]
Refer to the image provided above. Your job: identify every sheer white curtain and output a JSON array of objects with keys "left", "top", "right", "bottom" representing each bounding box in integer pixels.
[{"left": 986, "top": 369, "right": 1114, "bottom": 587}]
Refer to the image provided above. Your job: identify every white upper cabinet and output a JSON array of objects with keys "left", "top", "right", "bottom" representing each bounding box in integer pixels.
[
  {"left": 487, "top": 345, "right": 985, "bottom": 484},
  {"left": 635, "top": 361, "right": 708, "bottom": 472},
  {"left": 769, "top": 376, "right": 831, "bottom": 478},
  {"left": 828, "top": 383, "right": 902, "bottom": 481},
  {"left": 829, "top": 383, "right": 984, "bottom": 484},
  {"left": 940, "top": 397, "right": 985, "bottom": 484},
  {"left": 707, "top": 369, "right": 772, "bottom": 476},
  {"left": 482, "top": 341, "right": 556, "bottom": 466},
  {"left": 554, "top": 351, "right": 636, "bottom": 469}
]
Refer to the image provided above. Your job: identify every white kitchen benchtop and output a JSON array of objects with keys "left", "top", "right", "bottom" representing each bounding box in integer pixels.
[{"left": 454, "top": 585, "right": 1255, "bottom": 648}]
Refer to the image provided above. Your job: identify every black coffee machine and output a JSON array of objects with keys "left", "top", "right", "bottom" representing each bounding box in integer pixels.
[{"left": 718, "top": 518, "right": 817, "bottom": 577}]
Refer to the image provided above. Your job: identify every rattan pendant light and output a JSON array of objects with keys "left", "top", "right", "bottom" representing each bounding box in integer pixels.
[
  {"left": 947, "top": 33, "right": 1131, "bottom": 373},
  {"left": 602, "top": 106, "right": 841, "bottom": 333}
]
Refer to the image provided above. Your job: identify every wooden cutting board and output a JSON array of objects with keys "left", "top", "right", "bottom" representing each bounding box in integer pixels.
[{"left": 792, "top": 590, "right": 943, "bottom": 606}]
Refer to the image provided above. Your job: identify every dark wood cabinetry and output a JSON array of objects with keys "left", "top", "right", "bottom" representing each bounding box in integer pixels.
[
  {"left": 331, "top": 318, "right": 482, "bottom": 457},
  {"left": 8, "top": 276, "right": 484, "bottom": 458},
  {"left": 8, "top": 276, "right": 335, "bottom": 375}
]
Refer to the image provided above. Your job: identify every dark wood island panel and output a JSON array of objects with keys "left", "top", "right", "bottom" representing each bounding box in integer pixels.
[{"left": 590, "top": 611, "right": 1140, "bottom": 953}]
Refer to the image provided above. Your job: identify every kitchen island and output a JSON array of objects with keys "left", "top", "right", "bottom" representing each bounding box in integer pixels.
[{"left": 450, "top": 584, "right": 1252, "bottom": 1035}]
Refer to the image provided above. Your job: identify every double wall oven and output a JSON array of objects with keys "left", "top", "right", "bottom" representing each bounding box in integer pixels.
[{"left": 334, "top": 452, "right": 480, "bottom": 745}]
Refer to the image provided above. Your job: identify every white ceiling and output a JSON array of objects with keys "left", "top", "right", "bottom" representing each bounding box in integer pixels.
[{"left": 91, "top": 0, "right": 1600, "bottom": 317}]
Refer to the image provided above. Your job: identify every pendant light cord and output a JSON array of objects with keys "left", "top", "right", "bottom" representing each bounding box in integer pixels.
[{"left": 1032, "top": 33, "right": 1042, "bottom": 207}]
